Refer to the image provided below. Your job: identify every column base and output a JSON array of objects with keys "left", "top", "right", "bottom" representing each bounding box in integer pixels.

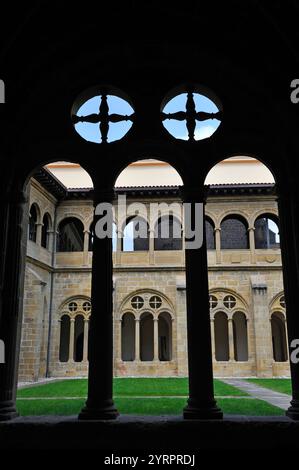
[
  {"left": 286, "top": 400, "right": 299, "bottom": 420},
  {"left": 0, "top": 400, "right": 19, "bottom": 421},
  {"left": 183, "top": 399, "right": 223, "bottom": 420},
  {"left": 78, "top": 399, "right": 119, "bottom": 421}
]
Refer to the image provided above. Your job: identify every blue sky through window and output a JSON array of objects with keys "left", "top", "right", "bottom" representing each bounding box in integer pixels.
[
  {"left": 75, "top": 95, "right": 134, "bottom": 143},
  {"left": 163, "top": 93, "right": 221, "bottom": 140}
]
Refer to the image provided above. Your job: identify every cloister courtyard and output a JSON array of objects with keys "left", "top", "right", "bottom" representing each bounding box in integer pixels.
[{"left": 17, "top": 377, "right": 290, "bottom": 417}]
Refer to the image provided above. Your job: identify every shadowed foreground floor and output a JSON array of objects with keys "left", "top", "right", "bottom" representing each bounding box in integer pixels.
[{"left": 0, "top": 415, "right": 299, "bottom": 451}]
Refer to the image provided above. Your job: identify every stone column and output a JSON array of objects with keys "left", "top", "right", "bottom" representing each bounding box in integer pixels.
[
  {"left": 228, "top": 318, "right": 235, "bottom": 361},
  {"left": 149, "top": 229, "right": 155, "bottom": 265},
  {"left": 115, "top": 229, "right": 122, "bottom": 265},
  {"left": 215, "top": 227, "right": 221, "bottom": 264},
  {"left": 79, "top": 189, "right": 118, "bottom": 420},
  {"left": 69, "top": 318, "right": 75, "bottom": 362},
  {"left": 248, "top": 226, "right": 256, "bottom": 264},
  {"left": 277, "top": 188, "right": 299, "bottom": 419},
  {"left": 83, "top": 319, "right": 89, "bottom": 362},
  {"left": 135, "top": 318, "right": 140, "bottom": 361},
  {"left": 0, "top": 190, "right": 28, "bottom": 421},
  {"left": 47, "top": 229, "right": 55, "bottom": 252},
  {"left": 83, "top": 230, "right": 90, "bottom": 252},
  {"left": 36, "top": 222, "right": 43, "bottom": 246},
  {"left": 83, "top": 230, "right": 90, "bottom": 265},
  {"left": 251, "top": 276, "right": 273, "bottom": 377},
  {"left": 153, "top": 317, "right": 159, "bottom": 361},
  {"left": 182, "top": 187, "right": 223, "bottom": 419}
]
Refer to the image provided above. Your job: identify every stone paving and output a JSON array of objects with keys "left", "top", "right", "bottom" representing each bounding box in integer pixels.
[{"left": 222, "top": 378, "right": 291, "bottom": 410}]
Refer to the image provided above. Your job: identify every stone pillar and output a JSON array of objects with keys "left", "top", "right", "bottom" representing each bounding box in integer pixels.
[
  {"left": 36, "top": 222, "right": 43, "bottom": 246},
  {"left": 154, "top": 317, "right": 159, "bottom": 361},
  {"left": 135, "top": 318, "right": 140, "bottom": 361},
  {"left": 115, "top": 229, "right": 122, "bottom": 265},
  {"left": 215, "top": 227, "right": 221, "bottom": 264},
  {"left": 83, "top": 319, "right": 89, "bottom": 362},
  {"left": 0, "top": 190, "right": 28, "bottom": 421},
  {"left": 84, "top": 230, "right": 90, "bottom": 252},
  {"left": 277, "top": 188, "right": 299, "bottom": 419},
  {"left": 83, "top": 230, "right": 90, "bottom": 265},
  {"left": 182, "top": 188, "right": 223, "bottom": 419},
  {"left": 47, "top": 230, "right": 55, "bottom": 252},
  {"left": 248, "top": 226, "right": 256, "bottom": 264},
  {"left": 251, "top": 276, "right": 273, "bottom": 377},
  {"left": 79, "top": 188, "right": 118, "bottom": 420},
  {"left": 69, "top": 318, "right": 75, "bottom": 362},
  {"left": 149, "top": 229, "right": 155, "bottom": 265},
  {"left": 228, "top": 318, "right": 235, "bottom": 361}
]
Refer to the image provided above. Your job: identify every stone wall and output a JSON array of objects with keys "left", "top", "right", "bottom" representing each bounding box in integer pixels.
[{"left": 18, "top": 180, "right": 290, "bottom": 382}]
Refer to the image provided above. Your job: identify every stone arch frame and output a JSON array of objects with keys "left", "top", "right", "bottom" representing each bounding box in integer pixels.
[
  {"left": 251, "top": 209, "right": 279, "bottom": 229},
  {"left": 121, "top": 215, "right": 150, "bottom": 252},
  {"left": 59, "top": 295, "right": 92, "bottom": 321},
  {"left": 269, "top": 295, "right": 288, "bottom": 363},
  {"left": 209, "top": 288, "right": 249, "bottom": 321},
  {"left": 205, "top": 215, "right": 216, "bottom": 249},
  {"left": 118, "top": 289, "right": 175, "bottom": 321},
  {"left": 205, "top": 213, "right": 216, "bottom": 226},
  {"left": 56, "top": 213, "right": 87, "bottom": 231},
  {"left": 118, "top": 290, "right": 175, "bottom": 364},
  {"left": 42, "top": 211, "right": 53, "bottom": 229},
  {"left": 120, "top": 212, "right": 149, "bottom": 234},
  {"left": 219, "top": 212, "right": 250, "bottom": 250},
  {"left": 29, "top": 201, "right": 42, "bottom": 225},
  {"left": 252, "top": 211, "right": 280, "bottom": 250},
  {"left": 269, "top": 291, "right": 286, "bottom": 318},
  {"left": 219, "top": 211, "right": 250, "bottom": 228}
]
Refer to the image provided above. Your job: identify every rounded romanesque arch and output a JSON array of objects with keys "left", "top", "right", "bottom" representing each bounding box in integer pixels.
[
  {"left": 58, "top": 296, "right": 91, "bottom": 364},
  {"left": 209, "top": 289, "right": 249, "bottom": 363},
  {"left": 118, "top": 290, "right": 174, "bottom": 364},
  {"left": 269, "top": 292, "right": 288, "bottom": 363}
]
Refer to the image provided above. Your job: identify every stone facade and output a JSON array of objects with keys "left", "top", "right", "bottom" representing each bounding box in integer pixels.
[{"left": 18, "top": 174, "right": 289, "bottom": 382}]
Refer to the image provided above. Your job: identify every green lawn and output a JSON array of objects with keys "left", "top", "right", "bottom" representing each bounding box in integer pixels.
[
  {"left": 16, "top": 378, "right": 284, "bottom": 416},
  {"left": 17, "top": 378, "right": 248, "bottom": 398},
  {"left": 16, "top": 397, "right": 284, "bottom": 417},
  {"left": 247, "top": 378, "right": 292, "bottom": 395}
]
